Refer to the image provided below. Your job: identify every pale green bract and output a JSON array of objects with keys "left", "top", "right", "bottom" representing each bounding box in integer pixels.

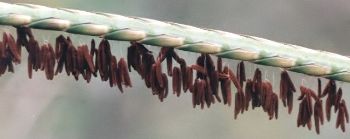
[{"left": 0, "top": 2, "right": 349, "bottom": 82}]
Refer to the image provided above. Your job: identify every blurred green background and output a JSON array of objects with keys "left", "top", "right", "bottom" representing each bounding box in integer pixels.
[{"left": 0, "top": 0, "right": 349, "bottom": 139}]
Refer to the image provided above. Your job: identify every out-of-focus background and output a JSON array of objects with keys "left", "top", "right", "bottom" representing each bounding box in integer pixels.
[{"left": 0, "top": 0, "right": 349, "bottom": 139}]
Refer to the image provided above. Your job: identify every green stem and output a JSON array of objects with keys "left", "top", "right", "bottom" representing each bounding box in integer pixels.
[{"left": 0, "top": 2, "right": 349, "bottom": 82}]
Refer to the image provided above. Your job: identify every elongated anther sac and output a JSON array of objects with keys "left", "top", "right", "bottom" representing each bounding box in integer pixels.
[
  {"left": 280, "top": 70, "right": 296, "bottom": 114},
  {"left": 217, "top": 57, "right": 222, "bottom": 73},
  {"left": 172, "top": 66, "right": 182, "bottom": 97},
  {"left": 166, "top": 49, "right": 173, "bottom": 76},
  {"left": 237, "top": 61, "right": 246, "bottom": 87},
  {"left": 155, "top": 61, "right": 164, "bottom": 88},
  {"left": 118, "top": 58, "right": 132, "bottom": 87}
]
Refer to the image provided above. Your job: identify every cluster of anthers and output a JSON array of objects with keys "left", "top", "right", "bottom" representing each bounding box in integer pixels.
[{"left": 0, "top": 27, "right": 348, "bottom": 135}]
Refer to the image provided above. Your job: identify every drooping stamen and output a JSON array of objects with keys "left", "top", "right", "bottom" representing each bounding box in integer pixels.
[{"left": 280, "top": 70, "right": 296, "bottom": 114}]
